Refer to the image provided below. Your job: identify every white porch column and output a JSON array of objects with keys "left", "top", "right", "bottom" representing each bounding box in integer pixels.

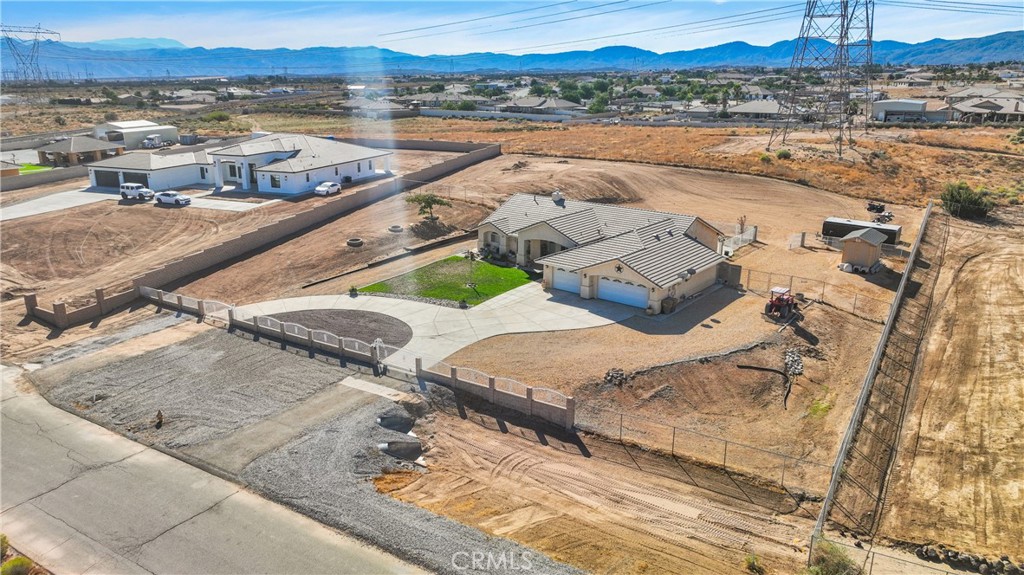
[
  {"left": 516, "top": 236, "right": 527, "bottom": 266},
  {"left": 213, "top": 158, "right": 224, "bottom": 188},
  {"left": 117, "top": 171, "right": 125, "bottom": 184},
  {"left": 240, "top": 161, "right": 250, "bottom": 190}
]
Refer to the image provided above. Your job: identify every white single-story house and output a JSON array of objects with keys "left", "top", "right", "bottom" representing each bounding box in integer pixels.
[
  {"left": 86, "top": 133, "right": 393, "bottom": 194},
  {"left": 87, "top": 150, "right": 214, "bottom": 190},
  {"left": 477, "top": 193, "right": 726, "bottom": 313},
  {"left": 93, "top": 120, "right": 179, "bottom": 149},
  {"left": 207, "top": 133, "right": 392, "bottom": 194}
]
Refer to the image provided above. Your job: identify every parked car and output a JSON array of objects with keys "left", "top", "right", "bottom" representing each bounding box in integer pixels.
[
  {"left": 154, "top": 191, "right": 191, "bottom": 205},
  {"left": 314, "top": 181, "right": 341, "bottom": 196},
  {"left": 120, "top": 183, "right": 154, "bottom": 201}
]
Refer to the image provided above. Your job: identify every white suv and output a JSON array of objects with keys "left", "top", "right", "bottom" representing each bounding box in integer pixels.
[{"left": 120, "top": 183, "right": 155, "bottom": 200}]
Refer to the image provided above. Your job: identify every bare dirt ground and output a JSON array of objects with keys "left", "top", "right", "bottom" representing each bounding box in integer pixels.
[
  {"left": 246, "top": 115, "right": 1024, "bottom": 206},
  {"left": 382, "top": 403, "right": 815, "bottom": 575},
  {"left": 267, "top": 309, "right": 413, "bottom": 347},
  {"left": 878, "top": 210, "right": 1024, "bottom": 559}
]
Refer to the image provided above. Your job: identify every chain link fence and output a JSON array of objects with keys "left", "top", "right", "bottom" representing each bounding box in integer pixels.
[
  {"left": 575, "top": 406, "right": 832, "bottom": 494},
  {"left": 811, "top": 534, "right": 961, "bottom": 575},
  {"left": 743, "top": 268, "right": 892, "bottom": 323}
]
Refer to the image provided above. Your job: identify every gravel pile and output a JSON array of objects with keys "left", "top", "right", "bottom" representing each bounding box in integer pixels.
[
  {"left": 784, "top": 349, "right": 804, "bottom": 375},
  {"left": 44, "top": 330, "right": 354, "bottom": 449},
  {"left": 242, "top": 396, "right": 582, "bottom": 575},
  {"left": 604, "top": 368, "right": 628, "bottom": 387}
]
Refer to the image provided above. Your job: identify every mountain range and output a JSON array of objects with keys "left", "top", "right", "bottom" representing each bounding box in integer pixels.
[{"left": 3, "top": 31, "right": 1020, "bottom": 80}]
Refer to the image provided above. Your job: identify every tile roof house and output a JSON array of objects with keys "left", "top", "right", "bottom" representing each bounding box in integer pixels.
[
  {"left": 951, "top": 97, "right": 1024, "bottom": 123},
  {"left": 477, "top": 193, "right": 726, "bottom": 313}
]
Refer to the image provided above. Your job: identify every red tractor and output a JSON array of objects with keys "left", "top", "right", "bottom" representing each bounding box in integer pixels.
[{"left": 764, "top": 287, "right": 798, "bottom": 319}]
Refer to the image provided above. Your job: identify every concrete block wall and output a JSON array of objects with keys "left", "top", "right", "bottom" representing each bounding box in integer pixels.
[{"left": 24, "top": 142, "right": 501, "bottom": 329}]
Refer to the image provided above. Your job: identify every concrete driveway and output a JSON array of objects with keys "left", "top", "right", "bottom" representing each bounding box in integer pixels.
[
  {"left": 0, "top": 364, "right": 424, "bottom": 575},
  {"left": 233, "top": 282, "right": 637, "bottom": 368},
  {"left": 0, "top": 188, "right": 273, "bottom": 221}
]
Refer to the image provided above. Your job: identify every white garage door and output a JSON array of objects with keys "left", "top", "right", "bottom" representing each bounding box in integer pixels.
[
  {"left": 552, "top": 268, "right": 580, "bottom": 294},
  {"left": 597, "top": 277, "right": 648, "bottom": 308}
]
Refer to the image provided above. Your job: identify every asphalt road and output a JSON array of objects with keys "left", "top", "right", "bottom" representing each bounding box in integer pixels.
[{"left": 0, "top": 364, "right": 425, "bottom": 575}]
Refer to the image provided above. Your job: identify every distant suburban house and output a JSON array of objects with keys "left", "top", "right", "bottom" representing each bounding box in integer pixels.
[
  {"left": 951, "top": 97, "right": 1024, "bottom": 123},
  {"left": 727, "top": 100, "right": 784, "bottom": 119},
  {"left": 477, "top": 193, "right": 725, "bottom": 313},
  {"left": 93, "top": 119, "right": 179, "bottom": 150},
  {"left": 407, "top": 92, "right": 489, "bottom": 107},
  {"left": 1, "top": 161, "right": 20, "bottom": 177},
  {"left": 890, "top": 77, "right": 932, "bottom": 88},
  {"left": 496, "top": 97, "right": 580, "bottom": 114},
  {"left": 36, "top": 137, "right": 125, "bottom": 166},
  {"left": 86, "top": 133, "right": 392, "bottom": 194},
  {"left": 740, "top": 85, "right": 775, "bottom": 101},
  {"left": 871, "top": 99, "right": 928, "bottom": 122},
  {"left": 944, "top": 86, "right": 1022, "bottom": 106}
]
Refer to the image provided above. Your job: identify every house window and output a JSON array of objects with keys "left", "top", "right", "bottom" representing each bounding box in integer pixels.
[
  {"left": 199, "top": 166, "right": 207, "bottom": 179},
  {"left": 369, "top": 160, "right": 373, "bottom": 171},
  {"left": 357, "top": 162, "right": 361, "bottom": 173},
  {"left": 228, "top": 164, "right": 237, "bottom": 178},
  {"left": 335, "top": 167, "right": 339, "bottom": 176},
  {"left": 489, "top": 232, "right": 498, "bottom": 243},
  {"left": 306, "top": 173, "right": 310, "bottom": 182},
  {"left": 270, "top": 175, "right": 281, "bottom": 189}
]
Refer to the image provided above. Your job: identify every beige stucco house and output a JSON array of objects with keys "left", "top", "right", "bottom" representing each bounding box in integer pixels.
[{"left": 477, "top": 193, "right": 726, "bottom": 313}]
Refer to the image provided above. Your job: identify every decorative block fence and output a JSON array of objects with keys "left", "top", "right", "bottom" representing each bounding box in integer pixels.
[{"left": 136, "top": 286, "right": 575, "bottom": 430}]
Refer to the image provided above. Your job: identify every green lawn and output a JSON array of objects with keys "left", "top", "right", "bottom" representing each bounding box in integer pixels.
[
  {"left": 361, "top": 256, "right": 533, "bottom": 305},
  {"left": 18, "top": 164, "right": 52, "bottom": 174}
]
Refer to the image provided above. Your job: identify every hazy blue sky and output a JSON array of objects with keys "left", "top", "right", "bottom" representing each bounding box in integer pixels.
[{"left": 2, "top": 1, "right": 1019, "bottom": 54}]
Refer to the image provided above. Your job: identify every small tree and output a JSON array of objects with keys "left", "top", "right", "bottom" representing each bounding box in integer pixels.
[
  {"left": 54, "top": 115, "right": 67, "bottom": 126},
  {"left": 104, "top": 111, "right": 119, "bottom": 121},
  {"left": 406, "top": 192, "right": 452, "bottom": 220},
  {"left": 941, "top": 181, "right": 993, "bottom": 219}
]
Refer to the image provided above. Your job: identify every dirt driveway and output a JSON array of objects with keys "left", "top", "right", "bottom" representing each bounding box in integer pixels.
[{"left": 879, "top": 211, "right": 1024, "bottom": 558}]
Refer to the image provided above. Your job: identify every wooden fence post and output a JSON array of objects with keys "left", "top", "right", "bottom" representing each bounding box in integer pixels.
[
  {"left": 488, "top": 376, "right": 496, "bottom": 402},
  {"left": 526, "top": 387, "right": 534, "bottom": 416}
]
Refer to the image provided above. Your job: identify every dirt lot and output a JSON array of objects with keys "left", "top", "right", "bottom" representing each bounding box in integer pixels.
[
  {"left": 267, "top": 309, "right": 413, "bottom": 347},
  {"left": 878, "top": 211, "right": 1024, "bottom": 559},
  {"left": 247, "top": 114, "right": 1024, "bottom": 206},
  {"left": 172, "top": 153, "right": 917, "bottom": 308},
  {"left": 382, "top": 400, "right": 816, "bottom": 575}
]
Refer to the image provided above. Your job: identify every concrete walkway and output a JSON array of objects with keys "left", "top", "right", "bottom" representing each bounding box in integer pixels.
[
  {"left": 1, "top": 188, "right": 112, "bottom": 221},
  {"left": 0, "top": 364, "right": 424, "bottom": 575},
  {"left": 234, "top": 282, "right": 637, "bottom": 367}
]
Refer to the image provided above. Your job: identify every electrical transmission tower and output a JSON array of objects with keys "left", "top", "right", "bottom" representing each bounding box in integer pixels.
[
  {"left": 768, "top": 0, "right": 874, "bottom": 158},
  {"left": 1, "top": 24, "right": 61, "bottom": 83}
]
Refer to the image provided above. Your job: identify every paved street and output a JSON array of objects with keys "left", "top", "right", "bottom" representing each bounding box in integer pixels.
[{"left": 0, "top": 364, "right": 424, "bottom": 575}]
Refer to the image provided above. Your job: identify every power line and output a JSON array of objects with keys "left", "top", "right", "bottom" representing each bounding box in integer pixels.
[
  {"left": 385, "top": 0, "right": 630, "bottom": 42},
  {"left": 379, "top": 0, "right": 578, "bottom": 37},
  {"left": 474, "top": 1, "right": 672, "bottom": 37},
  {"left": 877, "top": 1, "right": 1023, "bottom": 14}
]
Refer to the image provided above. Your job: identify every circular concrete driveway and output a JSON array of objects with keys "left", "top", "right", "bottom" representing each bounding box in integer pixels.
[{"left": 232, "top": 283, "right": 639, "bottom": 368}]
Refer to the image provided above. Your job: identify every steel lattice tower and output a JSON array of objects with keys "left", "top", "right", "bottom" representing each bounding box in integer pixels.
[
  {"left": 1, "top": 24, "right": 61, "bottom": 83},
  {"left": 768, "top": 0, "right": 874, "bottom": 158}
]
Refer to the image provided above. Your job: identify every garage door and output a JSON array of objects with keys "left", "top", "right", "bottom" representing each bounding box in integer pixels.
[
  {"left": 597, "top": 277, "right": 648, "bottom": 308},
  {"left": 552, "top": 268, "right": 580, "bottom": 294},
  {"left": 122, "top": 172, "right": 149, "bottom": 187},
  {"left": 93, "top": 170, "right": 120, "bottom": 188}
]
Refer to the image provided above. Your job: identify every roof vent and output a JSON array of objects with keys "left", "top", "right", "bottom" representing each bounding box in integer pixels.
[
  {"left": 551, "top": 190, "right": 564, "bottom": 204},
  {"left": 667, "top": 229, "right": 674, "bottom": 236},
  {"left": 654, "top": 234, "right": 660, "bottom": 241}
]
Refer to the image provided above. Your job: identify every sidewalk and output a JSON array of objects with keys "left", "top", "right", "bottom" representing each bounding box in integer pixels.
[{"left": 0, "top": 364, "right": 424, "bottom": 575}]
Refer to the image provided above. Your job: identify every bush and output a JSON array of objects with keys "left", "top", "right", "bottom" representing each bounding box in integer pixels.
[
  {"left": 804, "top": 541, "right": 861, "bottom": 575},
  {"left": 201, "top": 111, "right": 231, "bottom": 122},
  {"left": 759, "top": 153, "right": 772, "bottom": 164},
  {"left": 776, "top": 149, "right": 792, "bottom": 160},
  {"left": 103, "top": 111, "right": 119, "bottom": 121},
  {"left": 941, "top": 181, "right": 994, "bottom": 218},
  {"left": 0, "top": 533, "right": 7, "bottom": 558},
  {"left": 745, "top": 553, "right": 766, "bottom": 574},
  {"left": 54, "top": 115, "right": 67, "bottom": 126},
  {"left": 0, "top": 557, "right": 32, "bottom": 575}
]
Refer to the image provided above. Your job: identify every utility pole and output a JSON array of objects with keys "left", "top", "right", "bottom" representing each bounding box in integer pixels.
[
  {"left": 768, "top": 0, "right": 874, "bottom": 158},
  {"left": 1, "top": 24, "right": 61, "bottom": 82}
]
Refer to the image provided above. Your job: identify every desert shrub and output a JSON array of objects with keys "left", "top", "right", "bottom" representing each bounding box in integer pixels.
[
  {"left": 0, "top": 533, "right": 7, "bottom": 558},
  {"left": 54, "top": 115, "right": 66, "bottom": 126},
  {"left": 201, "top": 111, "right": 231, "bottom": 122},
  {"left": 103, "top": 111, "right": 119, "bottom": 121},
  {"left": 941, "top": 181, "right": 994, "bottom": 218},
  {"left": 759, "top": 153, "right": 772, "bottom": 164},
  {"left": 0, "top": 557, "right": 32, "bottom": 575},
  {"left": 776, "top": 149, "right": 792, "bottom": 160},
  {"left": 745, "top": 553, "right": 766, "bottom": 574},
  {"left": 804, "top": 541, "right": 861, "bottom": 575}
]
